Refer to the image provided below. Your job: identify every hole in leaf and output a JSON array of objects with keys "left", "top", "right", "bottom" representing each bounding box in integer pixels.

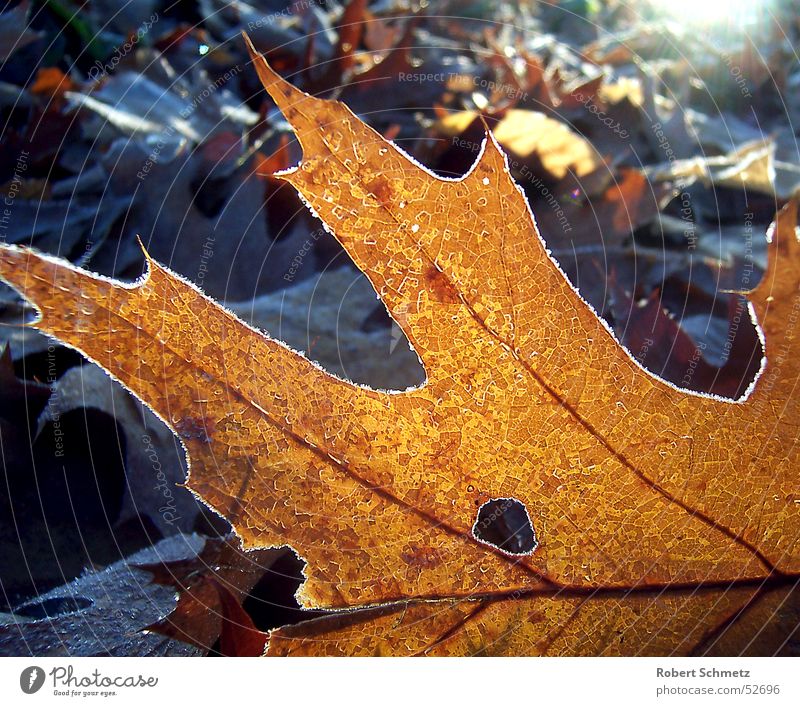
[
  {"left": 15, "top": 596, "right": 93, "bottom": 619},
  {"left": 472, "top": 498, "right": 537, "bottom": 555},
  {"left": 243, "top": 552, "right": 326, "bottom": 632}
]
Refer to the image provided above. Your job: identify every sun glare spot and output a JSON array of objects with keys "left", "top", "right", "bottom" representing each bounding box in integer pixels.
[{"left": 648, "top": 0, "right": 763, "bottom": 27}]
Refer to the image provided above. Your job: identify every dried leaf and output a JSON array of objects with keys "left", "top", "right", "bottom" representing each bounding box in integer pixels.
[
  {"left": 267, "top": 584, "right": 800, "bottom": 656},
  {"left": 30, "top": 67, "right": 75, "bottom": 100},
  {"left": 0, "top": 36, "right": 798, "bottom": 655},
  {"left": 1, "top": 535, "right": 212, "bottom": 656},
  {"left": 438, "top": 109, "right": 602, "bottom": 179},
  {"left": 138, "top": 537, "right": 277, "bottom": 656},
  {"left": 38, "top": 363, "right": 199, "bottom": 534},
  {"left": 0, "top": 0, "right": 42, "bottom": 62},
  {"left": 648, "top": 139, "right": 800, "bottom": 200},
  {"left": 609, "top": 286, "right": 762, "bottom": 400},
  {"left": 306, "top": 0, "right": 368, "bottom": 93},
  {"left": 538, "top": 168, "right": 669, "bottom": 250}
]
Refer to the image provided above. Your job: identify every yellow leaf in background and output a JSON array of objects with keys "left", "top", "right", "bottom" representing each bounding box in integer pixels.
[{"left": 438, "top": 108, "right": 602, "bottom": 178}]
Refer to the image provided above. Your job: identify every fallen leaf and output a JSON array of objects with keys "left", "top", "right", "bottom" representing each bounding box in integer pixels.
[
  {"left": 38, "top": 363, "right": 199, "bottom": 534},
  {"left": 437, "top": 109, "right": 602, "bottom": 179},
  {"left": 537, "top": 168, "right": 670, "bottom": 250},
  {"left": 227, "top": 266, "right": 424, "bottom": 390},
  {"left": 305, "top": 0, "right": 368, "bottom": 93},
  {"left": 597, "top": 77, "right": 643, "bottom": 108},
  {"left": 648, "top": 139, "right": 800, "bottom": 200},
  {"left": 0, "top": 196, "right": 130, "bottom": 254},
  {"left": 0, "top": 0, "right": 42, "bottom": 62},
  {"left": 97, "top": 138, "right": 309, "bottom": 299},
  {"left": 0, "top": 535, "right": 212, "bottom": 656},
  {"left": 361, "top": 9, "right": 400, "bottom": 52},
  {"left": 66, "top": 68, "right": 257, "bottom": 144},
  {"left": 254, "top": 134, "right": 312, "bottom": 240},
  {"left": 0, "top": 358, "right": 152, "bottom": 603},
  {"left": 0, "top": 344, "right": 50, "bottom": 484},
  {"left": 30, "top": 67, "right": 75, "bottom": 100},
  {"left": 137, "top": 536, "right": 278, "bottom": 656},
  {"left": 266, "top": 582, "right": 800, "bottom": 656},
  {"left": 609, "top": 287, "right": 763, "bottom": 400},
  {"left": 0, "top": 36, "right": 798, "bottom": 656},
  {"left": 337, "top": 20, "right": 428, "bottom": 117}
]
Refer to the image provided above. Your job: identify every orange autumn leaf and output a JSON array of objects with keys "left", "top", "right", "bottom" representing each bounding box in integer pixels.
[
  {"left": 30, "top": 66, "right": 75, "bottom": 99},
  {"left": 0, "top": 33, "right": 798, "bottom": 656}
]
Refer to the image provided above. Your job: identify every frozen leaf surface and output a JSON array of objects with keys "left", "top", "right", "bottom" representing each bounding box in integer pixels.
[{"left": 0, "top": 35, "right": 798, "bottom": 655}]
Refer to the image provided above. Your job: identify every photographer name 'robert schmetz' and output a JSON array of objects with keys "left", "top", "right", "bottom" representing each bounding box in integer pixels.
[{"left": 656, "top": 667, "right": 751, "bottom": 678}]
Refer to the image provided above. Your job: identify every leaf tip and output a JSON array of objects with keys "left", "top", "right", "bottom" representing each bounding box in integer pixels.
[
  {"left": 763, "top": 199, "right": 800, "bottom": 266},
  {"left": 135, "top": 234, "right": 153, "bottom": 260},
  {"left": 242, "top": 31, "right": 305, "bottom": 115},
  {"left": 473, "top": 115, "right": 512, "bottom": 180}
]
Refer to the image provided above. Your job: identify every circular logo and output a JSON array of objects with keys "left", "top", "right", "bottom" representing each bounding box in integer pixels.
[{"left": 20, "top": 666, "right": 45, "bottom": 695}]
